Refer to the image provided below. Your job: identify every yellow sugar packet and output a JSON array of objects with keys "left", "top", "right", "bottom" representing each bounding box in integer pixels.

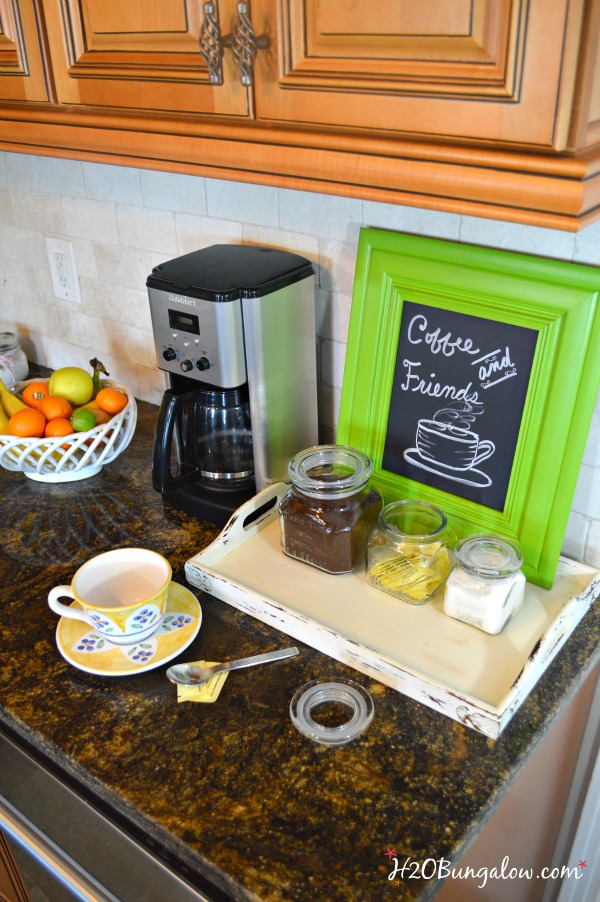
[{"left": 176, "top": 661, "right": 229, "bottom": 703}]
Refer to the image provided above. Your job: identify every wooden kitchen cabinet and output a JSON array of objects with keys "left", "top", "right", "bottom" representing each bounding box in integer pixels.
[
  {"left": 0, "top": 0, "right": 50, "bottom": 103},
  {"left": 40, "top": 0, "right": 249, "bottom": 117},
  {"left": 251, "top": 0, "right": 598, "bottom": 152},
  {"left": 0, "top": 0, "right": 599, "bottom": 230}
]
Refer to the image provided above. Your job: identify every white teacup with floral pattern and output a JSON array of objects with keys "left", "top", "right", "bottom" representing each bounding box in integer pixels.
[{"left": 48, "top": 548, "right": 172, "bottom": 645}]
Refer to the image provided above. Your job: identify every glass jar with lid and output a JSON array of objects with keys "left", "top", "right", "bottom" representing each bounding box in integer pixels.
[
  {"left": 443, "top": 533, "right": 526, "bottom": 634},
  {"left": 278, "top": 445, "right": 383, "bottom": 574},
  {"left": 366, "top": 500, "right": 455, "bottom": 605},
  {"left": 0, "top": 326, "right": 28, "bottom": 387}
]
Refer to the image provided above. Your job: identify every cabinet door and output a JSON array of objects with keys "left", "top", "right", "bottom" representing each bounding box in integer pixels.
[
  {"left": 252, "top": 0, "right": 583, "bottom": 150},
  {"left": 40, "top": 0, "right": 249, "bottom": 117},
  {"left": 0, "top": 0, "right": 50, "bottom": 103}
]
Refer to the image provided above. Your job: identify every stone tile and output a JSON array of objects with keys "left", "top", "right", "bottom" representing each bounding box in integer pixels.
[
  {"left": 241, "top": 223, "right": 319, "bottom": 262},
  {"left": 83, "top": 161, "right": 143, "bottom": 205},
  {"left": 0, "top": 188, "right": 14, "bottom": 226},
  {"left": 571, "top": 463, "right": 600, "bottom": 519},
  {"left": 140, "top": 169, "right": 207, "bottom": 216},
  {"left": 363, "top": 201, "right": 461, "bottom": 240},
  {"left": 562, "top": 511, "right": 589, "bottom": 562},
  {"left": 94, "top": 243, "right": 154, "bottom": 292},
  {"left": 62, "top": 196, "right": 118, "bottom": 243},
  {"left": 586, "top": 518, "right": 600, "bottom": 569},
  {"left": 175, "top": 212, "right": 242, "bottom": 254},
  {"left": 279, "top": 188, "right": 362, "bottom": 241},
  {"left": 116, "top": 204, "right": 177, "bottom": 254},
  {"left": 459, "top": 216, "right": 576, "bottom": 261},
  {"left": 320, "top": 337, "right": 347, "bottom": 392},
  {"left": 31, "top": 155, "right": 85, "bottom": 197},
  {"left": 315, "top": 288, "right": 352, "bottom": 346},
  {"left": 206, "top": 177, "right": 278, "bottom": 227},
  {"left": 12, "top": 192, "right": 65, "bottom": 234},
  {"left": 318, "top": 238, "right": 359, "bottom": 295},
  {"left": 573, "top": 218, "right": 600, "bottom": 265}
]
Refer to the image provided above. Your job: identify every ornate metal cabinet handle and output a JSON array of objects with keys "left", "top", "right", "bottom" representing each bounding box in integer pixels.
[
  {"left": 223, "top": 1, "right": 269, "bottom": 87},
  {"left": 199, "top": 2, "right": 224, "bottom": 84}
]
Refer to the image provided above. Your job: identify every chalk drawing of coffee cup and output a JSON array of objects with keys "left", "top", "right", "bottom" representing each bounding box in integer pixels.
[{"left": 415, "top": 419, "right": 495, "bottom": 472}]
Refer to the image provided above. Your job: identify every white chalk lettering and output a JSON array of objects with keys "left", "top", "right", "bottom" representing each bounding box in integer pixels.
[
  {"left": 407, "top": 313, "right": 481, "bottom": 358},
  {"left": 400, "top": 360, "right": 479, "bottom": 403}
]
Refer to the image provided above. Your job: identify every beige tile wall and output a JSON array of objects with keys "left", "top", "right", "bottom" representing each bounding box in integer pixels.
[{"left": 0, "top": 151, "right": 599, "bottom": 567}]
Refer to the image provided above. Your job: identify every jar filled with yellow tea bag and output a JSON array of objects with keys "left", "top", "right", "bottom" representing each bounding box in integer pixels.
[{"left": 366, "top": 500, "right": 454, "bottom": 604}]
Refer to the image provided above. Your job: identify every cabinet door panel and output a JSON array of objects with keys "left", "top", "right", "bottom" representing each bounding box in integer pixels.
[
  {"left": 0, "top": 0, "right": 50, "bottom": 102},
  {"left": 42, "top": 0, "right": 249, "bottom": 117},
  {"left": 254, "top": 0, "right": 580, "bottom": 149}
]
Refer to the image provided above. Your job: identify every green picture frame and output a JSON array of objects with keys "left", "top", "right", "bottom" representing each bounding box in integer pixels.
[{"left": 337, "top": 229, "right": 600, "bottom": 588}]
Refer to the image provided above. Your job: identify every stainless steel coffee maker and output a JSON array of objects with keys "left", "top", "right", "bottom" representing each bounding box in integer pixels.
[{"left": 148, "top": 244, "right": 318, "bottom": 525}]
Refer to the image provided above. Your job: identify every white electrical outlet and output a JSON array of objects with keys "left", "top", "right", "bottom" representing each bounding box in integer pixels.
[{"left": 45, "top": 237, "right": 82, "bottom": 303}]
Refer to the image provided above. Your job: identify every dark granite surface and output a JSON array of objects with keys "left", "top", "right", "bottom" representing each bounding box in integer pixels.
[{"left": 1, "top": 378, "right": 599, "bottom": 902}]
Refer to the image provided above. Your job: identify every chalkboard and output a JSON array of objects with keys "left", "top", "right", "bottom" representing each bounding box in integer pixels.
[{"left": 382, "top": 301, "right": 539, "bottom": 511}]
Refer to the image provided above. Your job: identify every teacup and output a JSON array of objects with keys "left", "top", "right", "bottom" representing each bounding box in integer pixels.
[
  {"left": 48, "top": 548, "right": 172, "bottom": 645},
  {"left": 416, "top": 419, "right": 495, "bottom": 471}
]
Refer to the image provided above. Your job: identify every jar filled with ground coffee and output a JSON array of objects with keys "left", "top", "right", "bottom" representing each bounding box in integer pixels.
[
  {"left": 279, "top": 445, "right": 383, "bottom": 574},
  {"left": 366, "top": 500, "right": 455, "bottom": 605}
]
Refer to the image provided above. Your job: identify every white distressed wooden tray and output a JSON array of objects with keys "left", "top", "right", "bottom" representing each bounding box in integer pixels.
[{"left": 185, "top": 484, "right": 600, "bottom": 738}]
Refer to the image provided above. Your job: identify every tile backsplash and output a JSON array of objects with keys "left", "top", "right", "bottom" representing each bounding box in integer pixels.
[{"left": 0, "top": 151, "right": 599, "bottom": 567}]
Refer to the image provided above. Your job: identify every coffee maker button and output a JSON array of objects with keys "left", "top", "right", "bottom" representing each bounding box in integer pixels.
[
  {"left": 196, "top": 357, "right": 211, "bottom": 372},
  {"left": 180, "top": 359, "right": 193, "bottom": 372},
  {"left": 162, "top": 347, "right": 177, "bottom": 362}
]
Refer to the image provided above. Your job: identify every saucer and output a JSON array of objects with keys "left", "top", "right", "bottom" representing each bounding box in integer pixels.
[
  {"left": 403, "top": 448, "right": 492, "bottom": 488},
  {"left": 55, "top": 582, "right": 201, "bottom": 677}
]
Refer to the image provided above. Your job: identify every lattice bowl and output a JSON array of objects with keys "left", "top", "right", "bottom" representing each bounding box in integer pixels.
[{"left": 0, "top": 379, "right": 137, "bottom": 482}]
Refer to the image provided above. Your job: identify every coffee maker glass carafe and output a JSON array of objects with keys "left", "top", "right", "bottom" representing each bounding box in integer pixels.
[{"left": 195, "top": 384, "right": 253, "bottom": 487}]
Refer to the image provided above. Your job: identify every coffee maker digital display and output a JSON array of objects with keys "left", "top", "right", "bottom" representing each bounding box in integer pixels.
[{"left": 148, "top": 245, "right": 319, "bottom": 526}]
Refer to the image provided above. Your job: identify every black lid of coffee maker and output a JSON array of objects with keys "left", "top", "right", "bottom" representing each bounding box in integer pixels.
[{"left": 147, "top": 245, "right": 314, "bottom": 301}]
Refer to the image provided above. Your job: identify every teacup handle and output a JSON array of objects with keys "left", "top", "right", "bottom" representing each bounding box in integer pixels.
[
  {"left": 48, "top": 586, "right": 89, "bottom": 624},
  {"left": 473, "top": 440, "right": 495, "bottom": 467}
]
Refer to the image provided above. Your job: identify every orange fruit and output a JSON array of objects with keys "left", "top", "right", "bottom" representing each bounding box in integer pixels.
[
  {"left": 38, "top": 395, "right": 73, "bottom": 421},
  {"left": 21, "top": 381, "right": 50, "bottom": 409},
  {"left": 8, "top": 408, "right": 46, "bottom": 437},
  {"left": 95, "top": 387, "right": 127, "bottom": 415},
  {"left": 44, "top": 417, "right": 74, "bottom": 439}
]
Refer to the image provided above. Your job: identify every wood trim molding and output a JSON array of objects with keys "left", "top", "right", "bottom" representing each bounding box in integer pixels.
[{"left": 0, "top": 106, "right": 598, "bottom": 230}]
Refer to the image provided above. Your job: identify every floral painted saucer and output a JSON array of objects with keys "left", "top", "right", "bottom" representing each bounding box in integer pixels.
[{"left": 55, "top": 582, "right": 201, "bottom": 677}]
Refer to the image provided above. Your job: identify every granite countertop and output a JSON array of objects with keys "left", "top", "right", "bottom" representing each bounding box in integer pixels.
[{"left": 1, "top": 383, "right": 599, "bottom": 902}]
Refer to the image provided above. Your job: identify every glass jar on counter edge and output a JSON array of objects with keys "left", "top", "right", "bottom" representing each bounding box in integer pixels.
[
  {"left": 278, "top": 444, "right": 383, "bottom": 575},
  {"left": 0, "top": 326, "right": 29, "bottom": 386},
  {"left": 366, "top": 499, "right": 456, "bottom": 605},
  {"left": 443, "top": 533, "right": 526, "bottom": 635}
]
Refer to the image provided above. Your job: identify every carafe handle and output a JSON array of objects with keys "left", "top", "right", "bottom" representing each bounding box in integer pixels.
[{"left": 152, "top": 386, "right": 201, "bottom": 493}]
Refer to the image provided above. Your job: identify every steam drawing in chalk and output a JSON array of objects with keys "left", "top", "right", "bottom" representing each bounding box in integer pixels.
[{"left": 403, "top": 399, "right": 495, "bottom": 488}]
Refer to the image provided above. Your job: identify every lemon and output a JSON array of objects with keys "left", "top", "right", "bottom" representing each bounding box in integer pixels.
[
  {"left": 49, "top": 367, "right": 94, "bottom": 406},
  {"left": 70, "top": 408, "right": 96, "bottom": 432}
]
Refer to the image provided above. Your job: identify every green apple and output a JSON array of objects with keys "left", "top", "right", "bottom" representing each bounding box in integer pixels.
[{"left": 48, "top": 366, "right": 94, "bottom": 406}]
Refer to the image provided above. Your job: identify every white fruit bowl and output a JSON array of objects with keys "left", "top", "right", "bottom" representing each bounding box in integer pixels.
[{"left": 0, "top": 379, "right": 137, "bottom": 482}]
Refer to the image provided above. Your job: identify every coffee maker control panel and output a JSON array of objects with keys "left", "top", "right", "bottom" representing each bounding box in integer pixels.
[{"left": 148, "top": 286, "right": 247, "bottom": 388}]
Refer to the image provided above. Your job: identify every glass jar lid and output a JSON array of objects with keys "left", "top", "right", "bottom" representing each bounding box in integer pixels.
[
  {"left": 290, "top": 678, "right": 374, "bottom": 745},
  {"left": 379, "top": 499, "right": 448, "bottom": 544},
  {"left": 288, "top": 445, "right": 372, "bottom": 499},
  {"left": 455, "top": 533, "right": 523, "bottom": 579}
]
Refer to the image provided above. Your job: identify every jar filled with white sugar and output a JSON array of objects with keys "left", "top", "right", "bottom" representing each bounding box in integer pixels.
[{"left": 443, "top": 534, "right": 525, "bottom": 634}]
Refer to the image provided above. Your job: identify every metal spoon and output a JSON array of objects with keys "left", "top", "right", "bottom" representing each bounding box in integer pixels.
[{"left": 166, "top": 646, "right": 299, "bottom": 686}]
